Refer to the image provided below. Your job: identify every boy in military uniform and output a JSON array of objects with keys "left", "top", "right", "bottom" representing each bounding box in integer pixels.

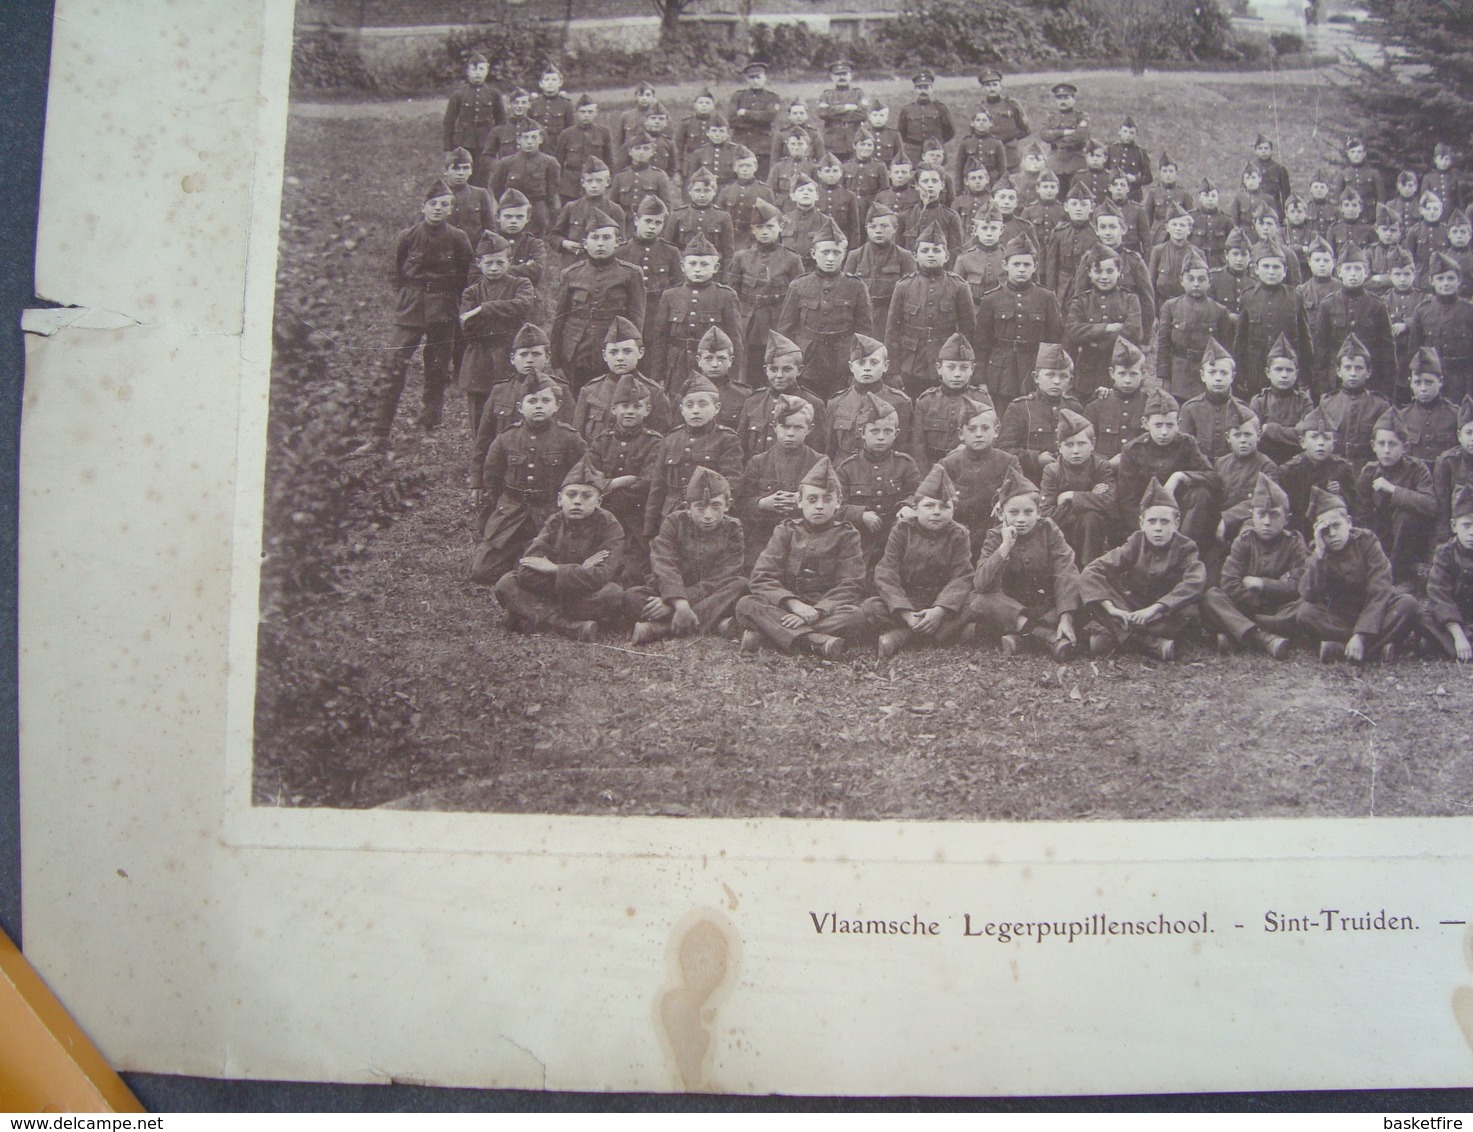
[
  {"left": 864, "top": 100, "right": 904, "bottom": 170},
  {"left": 837, "top": 393, "right": 921, "bottom": 572},
  {"left": 666, "top": 168, "right": 735, "bottom": 265},
  {"left": 458, "top": 232, "right": 537, "bottom": 439},
  {"left": 1044, "top": 181, "right": 1097, "bottom": 302},
  {"left": 1039, "top": 81, "right": 1088, "bottom": 195},
  {"left": 685, "top": 114, "right": 740, "bottom": 187},
  {"left": 1080, "top": 477, "right": 1207, "bottom": 661},
  {"left": 896, "top": 70, "right": 955, "bottom": 164},
  {"left": 716, "top": 147, "right": 778, "bottom": 251},
  {"left": 739, "top": 395, "right": 825, "bottom": 568},
  {"left": 844, "top": 204, "right": 916, "bottom": 328},
  {"left": 1042, "top": 407, "right": 1116, "bottom": 567},
  {"left": 1081, "top": 336, "right": 1147, "bottom": 461},
  {"left": 1212, "top": 406, "right": 1278, "bottom": 554},
  {"left": 1069, "top": 204, "right": 1155, "bottom": 333},
  {"left": 922, "top": 400, "right": 1021, "bottom": 552},
  {"left": 737, "top": 456, "right": 871, "bottom": 658},
  {"left": 737, "top": 331, "right": 831, "bottom": 458},
  {"left": 1116, "top": 389, "right": 1220, "bottom": 551},
  {"left": 956, "top": 106, "right": 1007, "bottom": 190},
  {"left": 527, "top": 65, "right": 574, "bottom": 142},
  {"left": 1278, "top": 407, "right": 1357, "bottom": 540},
  {"left": 1403, "top": 347, "right": 1460, "bottom": 463},
  {"left": 1421, "top": 485, "right": 1473, "bottom": 660},
  {"left": 471, "top": 324, "right": 572, "bottom": 478},
  {"left": 1189, "top": 179, "right": 1233, "bottom": 267},
  {"left": 974, "top": 234, "right": 1065, "bottom": 409},
  {"left": 775, "top": 218, "right": 875, "bottom": 398},
  {"left": 1321, "top": 333, "right": 1393, "bottom": 466},
  {"left": 692, "top": 325, "right": 752, "bottom": 434},
  {"left": 1076, "top": 140, "right": 1115, "bottom": 206},
  {"left": 1208, "top": 228, "right": 1253, "bottom": 330},
  {"left": 1433, "top": 397, "right": 1473, "bottom": 529},
  {"left": 1147, "top": 204, "right": 1198, "bottom": 308},
  {"left": 885, "top": 221, "right": 976, "bottom": 399},
  {"left": 443, "top": 148, "right": 495, "bottom": 250},
  {"left": 1336, "top": 136, "right": 1386, "bottom": 215},
  {"left": 485, "top": 88, "right": 532, "bottom": 165},
  {"left": 1143, "top": 153, "right": 1193, "bottom": 245},
  {"left": 729, "top": 61, "right": 782, "bottom": 180},
  {"left": 870, "top": 153, "right": 920, "bottom": 219},
  {"left": 726, "top": 200, "right": 805, "bottom": 387},
  {"left": 1022, "top": 165, "right": 1065, "bottom": 233},
  {"left": 1250, "top": 333, "right": 1314, "bottom": 465},
  {"left": 645, "top": 374, "right": 743, "bottom": 539},
  {"left": 588, "top": 371, "right": 664, "bottom": 577},
  {"left": 770, "top": 130, "right": 820, "bottom": 212},
  {"left": 629, "top": 467, "right": 749, "bottom": 646},
  {"left": 618, "top": 196, "right": 681, "bottom": 341},
  {"left": 898, "top": 168, "right": 964, "bottom": 257},
  {"left": 550, "top": 209, "right": 646, "bottom": 393},
  {"left": 647, "top": 232, "right": 745, "bottom": 397},
  {"left": 673, "top": 87, "right": 719, "bottom": 167},
  {"left": 1295, "top": 235, "right": 1340, "bottom": 331},
  {"left": 827, "top": 334, "right": 913, "bottom": 460},
  {"left": 1409, "top": 254, "right": 1473, "bottom": 402},
  {"left": 443, "top": 53, "right": 504, "bottom": 187},
  {"left": 814, "top": 153, "right": 863, "bottom": 247},
  {"left": 1327, "top": 189, "right": 1374, "bottom": 259},
  {"left": 970, "top": 466, "right": 1083, "bottom": 659},
  {"left": 616, "top": 82, "right": 659, "bottom": 154},
  {"left": 554, "top": 96, "right": 613, "bottom": 201},
  {"left": 1179, "top": 337, "right": 1253, "bottom": 463},
  {"left": 768, "top": 100, "right": 825, "bottom": 172},
  {"left": 360, "top": 181, "right": 473, "bottom": 452},
  {"left": 1295, "top": 486, "right": 1420, "bottom": 663},
  {"left": 866, "top": 463, "right": 974, "bottom": 659},
  {"left": 488, "top": 122, "right": 561, "bottom": 236},
  {"left": 1200, "top": 473, "right": 1302, "bottom": 658},
  {"left": 572, "top": 316, "right": 671, "bottom": 441},
  {"left": 842, "top": 128, "right": 889, "bottom": 209},
  {"left": 910, "top": 332, "right": 990, "bottom": 468},
  {"left": 1355, "top": 407, "right": 1439, "bottom": 586},
  {"left": 1065, "top": 244, "right": 1144, "bottom": 390},
  {"left": 954, "top": 202, "right": 1008, "bottom": 306},
  {"left": 1108, "top": 117, "right": 1152, "bottom": 203},
  {"left": 493, "top": 454, "right": 628, "bottom": 641},
  {"left": 781, "top": 174, "right": 836, "bottom": 266},
  {"left": 470, "top": 371, "right": 586, "bottom": 587},
  {"left": 1233, "top": 241, "right": 1314, "bottom": 400},
  {"left": 1313, "top": 243, "right": 1395, "bottom": 401},
  {"left": 816, "top": 60, "right": 868, "bottom": 163},
  {"left": 611, "top": 134, "right": 676, "bottom": 218},
  {"left": 549, "top": 157, "right": 626, "bottom": 270},
  {"left": 998, "top": 342, "right": 1086, "bottom": 481},
  {"left": 494, "top": 191, "right": 549, "bottom": 309}
]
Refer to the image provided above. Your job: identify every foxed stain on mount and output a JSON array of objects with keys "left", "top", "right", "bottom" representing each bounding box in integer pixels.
[{"left": 659, "top": 911, "right": 739, "bottom": 1091}]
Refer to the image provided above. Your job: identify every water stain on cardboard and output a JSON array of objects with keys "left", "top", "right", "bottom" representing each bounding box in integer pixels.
[{"left": 658, "top": 910, "right": 740, "bottom": 1091}]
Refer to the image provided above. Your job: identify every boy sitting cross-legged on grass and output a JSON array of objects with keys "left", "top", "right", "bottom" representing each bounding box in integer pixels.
[
  {"left": 1042, "top": 407, "right": 1116, "bottom": 567},
  {"left": 1079, "top": 477, "right": 1208, "bottom": 662},
  {"left": 736, "top": 457, "right": 871, "bottom": 659},
  {"left": 493, "top": 454, "right": 629, "bottom": 642},
  {"left": 1295, "top": 485, "right": 1421, "bottom": 663},
  {"left": 1200, "top": 472, "right": 1302, "bottom": 659},
  {"left": 1420, "top": 485, "right": 1473, "bottom": 661},
  {"left": 969, "top": 466, "right": 1083, "bottom": 661},
  {"left": 865, "top": 463, "right": 975, "bottom": 660},
  {"left": 629, "top": 466, "right": 749, "bottom": 646}
]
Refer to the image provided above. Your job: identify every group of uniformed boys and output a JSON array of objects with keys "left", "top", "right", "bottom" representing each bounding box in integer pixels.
[{"left": 359, "top": 56, "right": 1473, "bottom": 663}]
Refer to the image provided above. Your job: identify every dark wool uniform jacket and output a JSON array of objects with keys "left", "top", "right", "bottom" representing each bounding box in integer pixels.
[
  {"left": 390, "top": 221, "right": 473, "bottom": 327},
  {"left": 873, "top": 517, "right": 973, "bottom": 612},
  {"left": 1220, "top": 527, "right": 1308, "bottom": 610},
  {"left": 1079, "top": 530, "right": 1206, "bottom": 613},
  {"left": 515, "top": 509, "right": 625, "bottom": 600},
  {"left": 573, "top": 372, "right": 672, "bottom": 441},
  {"left": 1083, "top": 388, "right": 1148, "bottom": 461},
  {"left": 974, "top": 518, "right": 1082, "bottom": 616},
  {"left": 1116, "top": 433, "right": 1219, "bottom": 524},
  {"left": 550, "top": 256, "right": 647, "bottom": 375},
  {"left": 649, "top": 511, "right": 746, "bottom": 602},
  {"left": 749, "top": 518, "right": 867, "bottom": 610},
  {"left": 1299, "top": 527, "right": 1399, "bottom": 634},
  {"left": 1427, "top": 539, "right": 1473, "bottom": 629},
  {"left": 644, "top": 422, "right": 744, "bottom": 536}
]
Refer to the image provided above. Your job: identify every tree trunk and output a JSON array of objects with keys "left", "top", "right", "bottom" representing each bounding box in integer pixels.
[{"left": 659, "top": 0, "right": 683, "bottom": 44}]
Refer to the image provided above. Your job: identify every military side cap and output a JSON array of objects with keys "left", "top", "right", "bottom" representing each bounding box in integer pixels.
[
  {"left": 974, "top": 200, "right": 1004, "bottom": 223},
  {"left": 1085, "top": 138, "right": 1108, "bottom": 156},
  {"left": 509, "top": 86, "right": 531, "bottom": 101},
  {"left": 854, "top": 392, "right": 898, "bottom": 428},
  {"left": 799, "top": 455, "right": 843, "bottom": 497},
  {"left": 868, "top": 98, "right": 887, "bottom": 111},
  {"left": 1309, "top": 484, "right": 1349, "bottom": 522},
  {"left": 998, "top": 464, "right": 1042, "bottom": 505},
  {"left": 1223, "top": 400, "right": 1257, "bottom": 429},
  {"left": 1305, "top": 234, "right": 1334, "bottom": 257},
  {"left": 584, "top": 207, "right": 620, "bottom": 232},
  {"left": 1453, "top": 485, "right": 1473, "bottom": 520},
  {"left": 791, "top": 172, "right": 818, "bottom": 191},
  {"left": 1250, "top": 471, "right": 1289, "bottom": 512},
  {"left": 1143, "top": 388, "right": 1179, "bottom": 417},
  {"left": 1436, "top": 142, "right": 1454, "bottom": 158},
  {"left": 1166, "top": 201, "right": 1192, "bottom": 222},
  {"left": 575, "top": 93, "right": 596, "bottom": 108},
  {"left": 850, "top": 333, "right": 885, "bottom": 361},
  {"left": 1266, "top": 332, "right": 1298, "bottom": 365},
  {"left": 1411, "top": 346, "right": 1443, "bottom": 377},
  {"left": 635, "top": 195, "right": 668, "bottom": 217},
  {"left": 705, "top": 113, "right": 729, "bottom": 129},
  {"left": 580, "top": 156, "right": 610, "bottom": 176},
  {"left": 1003, "top": 233, "right": 1036, "bottom": 260},
  {"left": 466, "top": 51, "right": 489, "bottom": 65},
  {"left": 561, "top": 453, "right": 608, "bottom": 492},
  {"left": 626, "top": 130, "right": 657, "bottom": 150},
  {"left": 1051, "top": 81, "right": 1077, "bottom": 95},
  {"left": 1035, "top": 342, "right": 1073, "bottom": 371},
  {"left": 1111, "top": 336, "right": 1146, "bottom": 369},
  {"left": 698, "top": 325, "right": 734, "bottom": 354},
  {"left": 446, "top": 146, "right": 474, "bottom": 165},
  {"left": 1158, "top": 150, "right": 1176, "bottom": 168},
  {"left": 1397, "top": 169, "right": 1419, "bottom": 187},
  {"left": 1224, "top": 227, "right": 1251, "bottom": 252},
  {"left": 646, "top": 100, "right": 669, "bottom": 115},
  {"left": 687, "top": 167, "right": 717, "bottom": 188},
  {"left": 1285, "top": 193, "right": 1306, "bottom": 209},
  {"left": 916, "top": 462, "right": 957, "bottom": 505},
  {"left": 1251, "top": 240, "right": 1287, "bottom": 264},
  {"left": 1421, "top": 188, "right": 1444, "bottom": 208},
  {"left": 1336, "top": 332, "right": 1370, "bottom": 361},
  {"left": 1066, "top": 180, "right": 1095, "bottom": 203},
  {"left": 682, "top": 373, "right": 721, "bottom": 399},
  {"left": 1121, "top": 115, "right": 1138, "bottom": 129},
  {"left": 1374, "top": 406, "right": 1410, "bottom": 441},
  {"left": 513, "top": 323, "right": 551, "bottom": 350},
  {"left": 1386, "top": 245, "right": 1414, "bottom": 268},
  {"left": 634, "top": 81, "right": 657, "bottom": 95},
  {"left": 768, "top": 392, "right": 809, "bottom": 425},
  {"left": 1036, "top": 168, "right": 1060, "bottom": 187},
  {"left": 1375, "top": 202, "right": 1400, "bottom": 226},
  {"left": 519, "top": 369, "right": 560, "bottom": 398},
  {"left": 1254, "top": 131, "right": 1271, "bottom": 147},
  {"left": 1139, "top": 477, "right": 1178, "bottom": 514},
  {"left": 1295, "top": 405, "right": 1336, "bottom": 434},
  {"left": 695, "top": 85, "right": 715, "bottom": 100},
  {"left": 766, "top": 330, "right": 803, "bottom": 362},
  {"left": 922, "top": 136, "right": 945, "bottom": 153},
  {"left": 1199, "top": 177, "right": 1217, "bottom": 193},
  {"left": 603, "top": 315, "right": 643, "bottom": 345},
  {"left": 685, "top": 464, "right": 731, "bottom": 505},
  {"left": 751, "top": 198, "right": 782, "bottom": 224},
  {"left": 683, "top": 232, "right": 719, "bottom": 257},
  {"left": 1457, "top": 207, "right": 1473, "bottom": 228},
  {"left": 992, "top": 174, "right": 1017, "bottom": 192},
  {"left": 476, "top": 231, "right": 512, "bottom": 256},
  {"left": 1460, "top": 395, "right": 1473, "bottom": 429},
  {"left": 1094, "top": 201, "right": 1124, "bottom": 222},
  {"left": 978, "top": 68, "right": 1003, "bottom": 83},
  {"left": 867, "top": 201, "right": 897, "bottom": 219},
  {"left": 498, "top": 188, "right": 531, "bottom": 210},
  {"left": 733, "top": 145, "right": 757, "bottom": 163},
  {"left": 1201, "top": 336, "right": 1233, "bottom": 367},
  {"left": 915, "top": 219, "right": 948, "bottom": 248},
  {"left": 1182, "top": 246, "right": 1210, "bottom": 274},
  {"left": 1339, "top": 242, "right": 1367, "bottom": 266},
  {"left": 938, "top": 332, "right": 975, "bottom": 362},
  {"left": 854, "top": 126, "right": 877, "bottom": 144},
  {"left": 1310, "top": 168, "right": 1331, "bottom": 185},
  {"left": 424, "top": 179, "right": 454, "bottom": 202},
  {"left": 516, "top": 120, "right": 543, "bottom": 136},
  {"left": 812, "top": 214, "right": 847, "bottom": 246},
  {"left": 1252, "top": 201, "right": 1280, "bottom": 222},
  {"left": 1056, "top": 406, "right": 1094, "bottom": 442},
  {"left": 1026, "top": 140, "right": 1047, "bottom": 158},
  {"left": 611, "top": 371, "right": 648, "bottom": 405},
  {"left": 1339, "top": 187, "right": 1362, "bottom": 204},
  {"left": 1430, "top": 251, "right": 1463, "bottom": 276}
]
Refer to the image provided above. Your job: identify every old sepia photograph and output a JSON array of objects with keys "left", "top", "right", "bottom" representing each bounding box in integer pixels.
[{"left": 252, "top": 0, "right": 1473, "bottom": 823}]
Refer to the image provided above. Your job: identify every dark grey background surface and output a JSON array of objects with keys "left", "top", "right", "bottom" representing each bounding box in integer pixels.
[{"left": 1, "top": 0, "right": 1469, "bottom": 1113}]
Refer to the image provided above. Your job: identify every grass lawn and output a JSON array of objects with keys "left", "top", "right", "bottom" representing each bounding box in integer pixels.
[{"left": 255, "top": 72, "right": 1473, "bottom": 820}]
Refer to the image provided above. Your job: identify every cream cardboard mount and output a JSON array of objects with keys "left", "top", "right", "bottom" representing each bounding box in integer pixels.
[{"left": 18, "top": 0, "right": 1473, "bottom": 1096}]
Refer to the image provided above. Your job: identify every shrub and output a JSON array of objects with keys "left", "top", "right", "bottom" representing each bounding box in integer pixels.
[
  {"left": 876, "top": 0, "right": 1079, "bottom": 68},
  {"left": 291, "top": 28, "right": 374, "bottom": 92},
  {"left": 444, "top": 24, "right": 566, "bottom": 86},
  {"left": 1270, "top": 29, "right": 1306, "bottom": 54}
]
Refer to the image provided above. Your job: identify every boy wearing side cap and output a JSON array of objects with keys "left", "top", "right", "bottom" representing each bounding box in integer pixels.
[
  {"left": 572, "top": 316, "right": 671, "bottom": 441},
  {"left": 674, "top": 87, "right": 719, "bottom": 166},
  {"left": 866, "top": 463, "right": 974, "bottom": 659},
  {"left": 1108, "top": 117, "right": 1152, "bottom": 203},
  {"left": 974, "top": 234, "right": 1065, "bottom": 409},
  {"left": 1079, "top": 478, "right": 1207, "bottom": 661},
  {"left": 776, "top": 221, "right": 875, "bottom": 399},
  {"left": 1189, "top": 179, "right": 1233, "bottom": 268},
  {"left": 1313, "top": 243, "right": 1396, "bottom": 401},
  {"left": 1212, "top": 407, "right": 1278, "bottom": 551},
  {"left": 667, "top": 168, "right": 736, "bottom": 265},
  {"left": 645, "top": 373, "right": 744, "bottom": 542},
  {"left": 1278, "top": 406, "right": 1358, "bottom": 540},
  {"left": 617, "top": 197, "right": 681, "bottom": 339},
  {"left": 1042, "top": 407, "right": 1116, "bottom": 566},
  {"left": 1296, "top": 485, "right": 1420, "bottom": 662},
  {"left": 458, "top": 232, "right": 537, "bottom": 437},
  {"left": 1404, "top": 348, "right": 1460, "bottom": 464},
  {"left": 1432, "top": 397, "right": 1473, "bottom": 529},
  {"left": 1065, "top": 245, "right": 1144, "bottom": 389},
  {"left": 1321, "top": 333, "right": 1393, "bottom": 466},
  {"left": 692, "top": 325, "right": 752, "bottom": 434},
  {"left": 1082, "top": 337, "right": 1148, "bottom": 462},
  {"left": 528, "top": 64, "right": 574, "bottom": 145},
  {"left": 1406, "top": 190, "right": 1450, "bottom": 279},
  {"left": 495, "top": 189, "right": 550, "bottom": 303},
  {"left": 1208, "top": 228, "right": 1254, "bottom": 328},
  {"left": 845, "top": 204, "right": 917, "bottom": 327},
  {"left": 956, "top": 107, "right": 1007, "bottom": 190},
  {"left": 738, "top": 332, "right": 830, "bottom": 458},
  {"left": 737, "top": 457, "right": 871, "bottom": 658},
  {"left": 1250, "top": 333, "right": 1314, "bottom": 465},
  {"left": 359, "top": 180, "right": 474, "bottom": 452},
  {"left": 716, "top": 147, "right": 778, "bottom": 251},
  {"left": 549, "top": 157, "right": 627, "bottom": 269},
  {"left": 837, "top": 393, "right": 921, "bottom": 572},
  {"left": 768, "top": 100, "right": 826, "bottom": 172},
  {"left": 1200, "top": 472, "right": 1302, "bottom": 658},
  {"left": 1179, "top": 337, "right": 1252, "bottom": 463},
  {"left": 781, "top": 174, "right": 835, "bottom": 266},
  {"left": 1044, "top": 181, "right": 1098, "bottom": 301},
  {"left": 1143, "top": 153, "right": 1194, "bottom": 246},
  {"left": 864, "top": 100, "right": 903, "bottom": 170},
  {"left": 443, "top": 53, "right": 504, "bottom": 187},
  {"left": 487, "top": 122, "right": 562, "bottom": 237},
  {"left": 471, "top": 324, "right": 573, "bottom": 477},
  {"left": 1327, "top": 188, "right": 1375, "bottom": 260},
  {"left": 955, "top": 203, "right": 1009, "bottom": 305},
  {"left": 827, "top": 334, "right": 913, "bottom": 460},
  {"left": 1147, "top": 204, "right": 1198, "bottom": 307},
  {"left": 910, "top": 333, "right": 990, "bottom": 467},
  {"left": 885, "top": 222, "right": 976, "bottom": 399},
  {"left": 1233, "top": 240, "right": 1314, "bottom": 401},
  {"left": 922, "top": 400, "right": 1021, "bottom": 552},
  {"left": 550, "top": 211, "right": 647, "bottom": 393},
  {"left": 493, "top": 455, "right": 629, "bottom": 642},
  {"left": 899, "top": 170, "right": 965, "bottom": 257},
  {"left": 842, "top": 128, "right": 889, "bottom": 210},
  {"left": 588, "top": 372, "right": 663, "bottom": 576},
  {"left": 1021, "top": 166, "right": 1065, "bottom": 235},
  {"left": 970, "top": 465, "right": 1082, "bottom": 659},
  {"left": 999, "top": 342, "right": 1085, "bottom": 480},
  {"left": 738, "top": 394, "right": 824, "bottom": 568},
  {"left": 1355, "top": 407, "right": 1438, "bottom": 586},
  {"left": 770, "top": 130, "right": 821, "bottom": 211},
  {"left": 1421, "top": 485, "right": 1473, "bottom": 660},
  {"left": 470, "top": 371, "right": 586, "bottom": 587},
  {"left": 1295, "top": 235, "right": 1340, "bottom": 330},
  {"left": 629, "top": 466, "right": 749, "bottom": 645},
  {"left": 554, "top": 95, "right": 614, "bottom": 200},
  {"left": 1116, "top": 388, "right": 1220, "bottom": 551},
  {"left": 647, "top": 233, "right": 745, "bottom": 398},
  {"left": 1153, "top": 247, "right": 1234, "bottom": 402},
  {"left": 1408, "top": 253, "right": 1473, "bottom": 403},
  {"left": 727, "top": 201, "right": 806, "bottom": 386},
  {"left": 444, "top": 148, "right": 496, "bottom": 249}
]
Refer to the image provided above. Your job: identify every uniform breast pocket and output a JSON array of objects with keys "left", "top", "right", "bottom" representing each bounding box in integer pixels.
[
  {"left": 567, "top": 287, "right": 592, "bottom": 308},
  {"left": 506, "top": 453, "right": 528, "bottom": 477}
]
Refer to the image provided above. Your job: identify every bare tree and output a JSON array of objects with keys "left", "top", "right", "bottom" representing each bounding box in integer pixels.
[{"left": 651, "top": 0, "right": 705, "bottom": 44}]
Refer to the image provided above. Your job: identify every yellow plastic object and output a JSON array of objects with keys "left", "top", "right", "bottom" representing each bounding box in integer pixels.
[{"left": 0, "top": 929, "right": 144, "bottom": 1113}]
